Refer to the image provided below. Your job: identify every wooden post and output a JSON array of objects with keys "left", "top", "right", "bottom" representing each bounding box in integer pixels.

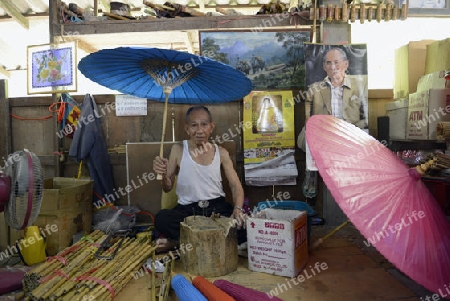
[
  {"left": 94, "top": 0, "right": 98, "bottom": 16},
  {"left": 0, "top": 79, "right": 11, "bottom": 162},
  {"left": 49, "top": 0, "right": 63, "bottom": 177}
]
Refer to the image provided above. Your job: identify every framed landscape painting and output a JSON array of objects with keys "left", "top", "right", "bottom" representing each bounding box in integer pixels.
[
  {"left": 27, "top": 41, "right": 77, "bottom": 94},
  {"left": 199, "top": 29, "right": 312, "bottom": 91}
]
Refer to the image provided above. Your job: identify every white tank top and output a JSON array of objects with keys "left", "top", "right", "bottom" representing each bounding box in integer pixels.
[{"left": 176, "top": 140, "right": 225, "bottom": 205}]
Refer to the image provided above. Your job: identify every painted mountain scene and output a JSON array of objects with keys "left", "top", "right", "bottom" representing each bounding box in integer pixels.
[{"left": 199, "top": 30, "right": 311, "bottom": 90}]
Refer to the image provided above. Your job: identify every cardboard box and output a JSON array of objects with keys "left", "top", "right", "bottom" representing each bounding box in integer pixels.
[
  {"left": 394, "top": 40, "right": 435, "bottom": 99},
  {"left": 246, "top": 209, "right": 308, "bottom": 277},
  {"left": 32, "top": 211, "right": 92, "bottom": 256},
  {"left": 385, "top": 98, "right": 408, "bottom": 140},
  {"left": 40, "top": 177, "right": 93, "bottom": 214},
  {"left": 407, "top": 89, "right": 450, "bottom": 140},
  {"left": 417, "top": 70, "right": 447, "bottom": 92},
  {"left": 426, "top": 38, "right": 450, "bottom": 75},
  {"left": 8, "top": 178, "right": 94, "bottom": 256}
]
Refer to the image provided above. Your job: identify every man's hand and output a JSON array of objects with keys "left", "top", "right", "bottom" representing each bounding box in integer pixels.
[
  {"left": 153, "top": 156, "right": 168, "bottom": 176},
  {"left": 232, "top": 207, "right": 247, "bottom": 230}
]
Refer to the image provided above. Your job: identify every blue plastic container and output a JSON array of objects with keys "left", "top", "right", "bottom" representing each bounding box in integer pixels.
[{"left": 256, "top": 200, "right": 315, "bottom": 246}]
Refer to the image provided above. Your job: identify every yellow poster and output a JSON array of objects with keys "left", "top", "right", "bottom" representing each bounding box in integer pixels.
[{"left": 243, "top": 91, "right": 295, "bottom": 164}]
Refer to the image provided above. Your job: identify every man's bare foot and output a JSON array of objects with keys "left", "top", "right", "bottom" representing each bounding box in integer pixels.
[{"left": 155, "top": 238, "right": 179, "bottom": 254}]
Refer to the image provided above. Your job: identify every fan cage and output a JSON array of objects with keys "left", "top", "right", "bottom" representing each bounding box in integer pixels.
[{"left": 4, "top": 150, "right": 44, "bottom": 230}]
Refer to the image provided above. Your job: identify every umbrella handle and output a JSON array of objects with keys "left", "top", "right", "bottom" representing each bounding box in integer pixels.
[
  {"left": 157, "top": 94, "right": 170, "bottom": 181},
  {"left": 309, "top": 219, "right": 350, "bottom": 251}
]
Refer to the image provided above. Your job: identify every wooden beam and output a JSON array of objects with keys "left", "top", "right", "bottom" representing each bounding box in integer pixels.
[
  {"left": 369, "top": 89, "right": 393, "bottom": 99},
  {"left": 0, "top": 65, "right": 10, "bottom": 78},
  {"left": 76, "top": 40, "right": 97, "bottom": 53},
  {"left": 184, "top": 31, "right": 194, "bottom": 54},
  {"left": 53, "top": 14, "right": 309, "bottom": 36},
  {"left": 53, "top": 33, "right": 97, "bottom": 53},
  {"left": 10, "top": 97, "right": 54, "bottom": 107},
  {"left": 0, "top": 13, "right": 48, "bottom": 20},
  {"left": 0, "top": 0, "right": 29, "bottom": 29},
  {"left": 99, "top": 0, "right": 109, "bottom": 13}
]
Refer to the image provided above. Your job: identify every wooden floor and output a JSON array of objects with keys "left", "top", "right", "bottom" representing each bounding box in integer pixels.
[{"left": 115, "top": 225, "right": 424, "bottom": 301}]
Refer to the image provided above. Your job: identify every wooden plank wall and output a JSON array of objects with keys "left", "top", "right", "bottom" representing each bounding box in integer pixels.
[{"left": 0, "top": 89, "right": 392, "bottom": 217}]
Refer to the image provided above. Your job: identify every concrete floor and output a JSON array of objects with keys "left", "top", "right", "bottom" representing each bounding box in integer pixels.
[
  {"left": 115, "top": 223, "right": 443, "bottom": 301},
  {"left": 0, "top": 223, "right": 443, "bottom": 301}
]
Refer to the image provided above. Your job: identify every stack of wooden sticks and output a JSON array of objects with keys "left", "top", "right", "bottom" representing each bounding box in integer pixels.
[
  {"left": 23, "top": 230, "right": 155, "bottom": 301},
  {"left": 309, "top": 3, "right": 408, "bottom": 23},
  {"left": 433, "top": 152, "right": 450, "bottom": 169}
]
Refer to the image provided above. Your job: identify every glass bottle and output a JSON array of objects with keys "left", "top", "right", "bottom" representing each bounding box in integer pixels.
[{"left": 302, "top": 170, "right": 318, "bottom": 198}]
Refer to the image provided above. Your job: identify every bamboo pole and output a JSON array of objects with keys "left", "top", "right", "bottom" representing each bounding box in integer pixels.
[
  {"left": 376, "top": 4, "right": 382, "bottom": 22},
  {"left": 350, "top": 4, "right": 356, "bottom": 22},
  {"left": 392, "top": 5, "right": 398, "bottom": 20},
  {"left": 360, "top": 4, "right": 365, "bottom": 23},
  {"left": 385, "top": 3, "right": 392, "bottom": 21},
  {"left": 342, "top": 2, "right": 348, "bottom": 22}
]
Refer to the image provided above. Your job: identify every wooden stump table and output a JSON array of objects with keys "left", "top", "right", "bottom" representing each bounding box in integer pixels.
[{"left": 180, "top": 215, "right": 238, "bottom": 277}]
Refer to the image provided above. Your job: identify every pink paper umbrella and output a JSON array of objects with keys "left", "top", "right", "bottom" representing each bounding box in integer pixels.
[
  {"left": 305, "top": 114, "right": 450, "bottom": 299},
  {"left": 213, "top": 279, "right": 283, "bottom": 301}
]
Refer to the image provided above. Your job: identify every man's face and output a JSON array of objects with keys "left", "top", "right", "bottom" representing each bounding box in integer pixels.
[
  {"left": 323, "top": 50, "right": 349, "bottom": 84},
  {"left": 184, "top": 109, "right": 215, "bottom": 146}
]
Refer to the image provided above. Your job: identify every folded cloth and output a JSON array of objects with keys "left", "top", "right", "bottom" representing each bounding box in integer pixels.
[{"left": 0, "top": 266, "right": 32, "bottom": 294}]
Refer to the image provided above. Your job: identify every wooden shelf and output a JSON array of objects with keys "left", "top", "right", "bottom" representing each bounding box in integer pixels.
[
  {"left": 52, "top": 13, "right": 314, "bottom": 36},
  {"left": 389, "top": 139, "right": 447, "bottom": 151}
]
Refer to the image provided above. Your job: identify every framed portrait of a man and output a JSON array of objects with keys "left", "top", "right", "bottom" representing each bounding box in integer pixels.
[{"left": 304, "top": 44, "right": 369, "bottom": 131}]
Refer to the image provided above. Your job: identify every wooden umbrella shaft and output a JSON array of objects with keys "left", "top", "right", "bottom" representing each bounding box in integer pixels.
[{"left": 157, "top": 93, "right": 170, "bottom": 180}]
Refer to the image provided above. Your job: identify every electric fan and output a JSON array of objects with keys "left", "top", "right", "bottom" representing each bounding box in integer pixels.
[{"left": 0, "top": 149, "right": 44, "bottom": 230}]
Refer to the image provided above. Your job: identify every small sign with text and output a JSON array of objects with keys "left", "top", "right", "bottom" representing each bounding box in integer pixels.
[{"left": 115, "top": 94, "right": 147, "bottom": 116}]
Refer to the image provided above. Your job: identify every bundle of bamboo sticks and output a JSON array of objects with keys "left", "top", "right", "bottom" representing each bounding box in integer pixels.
[
  {"left": 437, "top": 122, "right": 450, "bottom": 141},
  {"left": 23, "top": 230, "right": 156, "bottom": 301}
]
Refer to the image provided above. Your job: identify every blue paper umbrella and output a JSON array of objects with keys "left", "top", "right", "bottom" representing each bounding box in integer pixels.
[
  {"left": 78, "top": 47, "right": 253, "bottom": 160},
  {"left": 171, "top": 274, "right": 207, "bottom": 301},
  {"left": 78, "top": 47, "right": 252, "bottom": 103}
]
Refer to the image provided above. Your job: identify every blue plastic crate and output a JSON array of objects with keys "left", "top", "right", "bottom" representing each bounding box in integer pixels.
[{"left": 256, "top": 200, "right": 316, "bottom": 217}]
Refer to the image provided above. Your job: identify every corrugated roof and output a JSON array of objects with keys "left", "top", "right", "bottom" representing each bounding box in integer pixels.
[{"left": 0, "top": 0, "right": 267, "bottom": 74}]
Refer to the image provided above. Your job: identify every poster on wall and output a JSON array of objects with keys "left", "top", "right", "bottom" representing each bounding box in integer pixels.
[
  {"left": 199, "top": 29, "right": 312, "bottom": 91},
  {"left": 243, "top": 90, "right": 298, "bottom": 186},
  {"left": 303, "top": 44, "right": 368, "bottom": 170},
  {"left": 27, "top": 41, "right": 77, "bottom": 94}
]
